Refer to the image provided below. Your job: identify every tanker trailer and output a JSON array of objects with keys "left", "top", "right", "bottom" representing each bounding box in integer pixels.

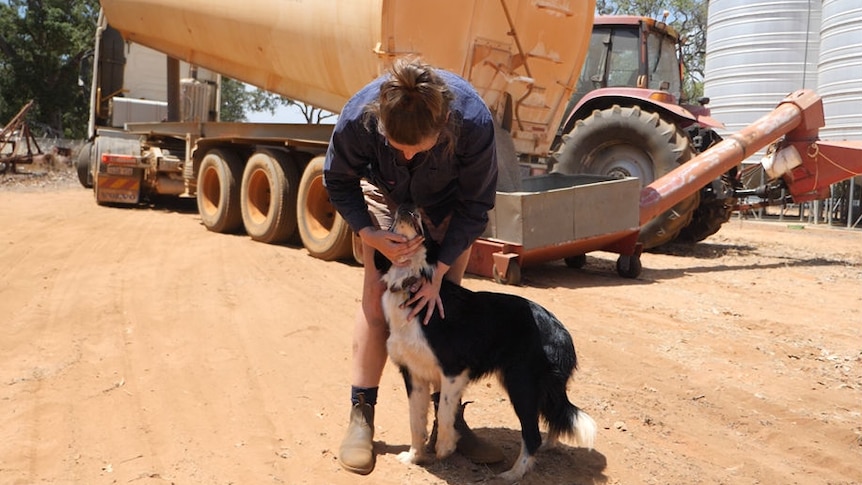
[{"left": 81, "top": 0, "right": 596, "bottom": 260}]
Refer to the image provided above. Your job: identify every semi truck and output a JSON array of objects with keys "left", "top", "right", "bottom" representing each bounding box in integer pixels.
[
  {"left": 79, "top": 0, "right": 595, "bottom": 260},
  {"left": 77, "top": 0, "right": 862, "bottom": 284}
]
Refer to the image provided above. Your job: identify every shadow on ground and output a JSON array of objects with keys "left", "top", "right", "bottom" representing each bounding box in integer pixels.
[{"left": 375, "top": 426, "right": 608, "bottom": 484}]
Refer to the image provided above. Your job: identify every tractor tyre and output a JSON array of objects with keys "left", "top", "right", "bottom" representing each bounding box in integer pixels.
[
  {"left": 197, "top": 148, "right": 244, "bottom": 234},
  {"left": 240, "top": 149, "right": 301, "bottom": 244},
  {"left": 676, "top": 192, "right": 735, "bottom": 243},
  {"left": 296, "top": 156, "right": 353, "bottom": 261},
  {"left": 552, "top": 105, "right": 700, "bottom": 250}
]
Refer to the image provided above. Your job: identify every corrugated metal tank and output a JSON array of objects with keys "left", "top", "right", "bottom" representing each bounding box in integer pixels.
[
  {"left": 98, "top": 0, "right": 595, "bottom": 156},
  {"left": 817, "top": 0, "right": 862, "bottom": 142},
  {"left": 704, "top": 0, "right": 821, "bottom": 143},
  {"left": 818, "top": 0, "right": 862, "bottom": 223}
]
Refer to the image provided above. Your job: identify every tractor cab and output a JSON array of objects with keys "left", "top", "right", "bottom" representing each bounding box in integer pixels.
[{"left": 562, "top": 15, "right": 684, "bottom": 120}]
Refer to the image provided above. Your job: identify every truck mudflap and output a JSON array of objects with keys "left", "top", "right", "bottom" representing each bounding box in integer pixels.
[{"left": 95, "top": 154, "right": 143, "bottom": 204}]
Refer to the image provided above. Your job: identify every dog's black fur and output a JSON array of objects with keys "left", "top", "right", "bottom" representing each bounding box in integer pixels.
[{"left": 377, "top": 205, "right": 595, "bottom": 482}]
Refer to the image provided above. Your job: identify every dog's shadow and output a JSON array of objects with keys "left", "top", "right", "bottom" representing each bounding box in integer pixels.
[{"left": 376, "top": 427, "right": 608, "bottom": 484}]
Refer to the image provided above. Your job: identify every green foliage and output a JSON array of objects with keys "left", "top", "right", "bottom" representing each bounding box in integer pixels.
[
  {"left": 0, "top": 1, "right": 313, "bottom": 135},
  {"left": 219, "top": 78, "right": 248, "bottom": 122},
  {"left": 595, "top": 0, "right": 707, "bottom": 102},
  {"left": 220, "top": 78, "right": 331, "bottom": 124},
  {"left": 221, "top": 77, "right": 295, "bottom": 122},
  {"left": 0, "top": 0, "right": 100, "bottom": 138}
]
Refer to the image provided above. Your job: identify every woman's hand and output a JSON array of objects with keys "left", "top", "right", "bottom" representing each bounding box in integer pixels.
[
  {"left": 358, "top": 227, "right": 425, "bottom": 266},
  {"left": 407, "top": 261, "right": 449, "bottom": 325}
]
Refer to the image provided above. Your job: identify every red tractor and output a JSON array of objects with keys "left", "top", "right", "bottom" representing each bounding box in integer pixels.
[{"left": 551, "top": 15, "right": 734, "bottom": 249}]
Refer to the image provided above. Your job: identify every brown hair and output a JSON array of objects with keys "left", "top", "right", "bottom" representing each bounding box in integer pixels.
[{"left": 365, "top": 57, "right": 455, "bottom": 152}]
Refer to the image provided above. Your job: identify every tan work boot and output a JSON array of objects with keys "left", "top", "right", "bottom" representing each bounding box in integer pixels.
[
  {"left": 427, "top": 401, "right": 504, "bottom": 464},
  {"left": 338, "top": 393, "right": 375, "bottom": 475}
]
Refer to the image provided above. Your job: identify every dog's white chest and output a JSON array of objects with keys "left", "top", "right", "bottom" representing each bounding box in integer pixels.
[{"left": 382, "top": 291, "right": 440, "bottom": 383}]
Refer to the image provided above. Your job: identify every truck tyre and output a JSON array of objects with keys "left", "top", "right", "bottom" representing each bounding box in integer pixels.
[
  {"left": 296, "top": 155, "right": 353, "bottom": 261},
  {"left": 197, "top": 148, "right": 244, "bottom": 234},
  {"left": 552, "top": 105, "right": 700, "bottom": 249},
  {"left": 240, "top": 149, "right": 300, "bottom": 244},
  {"left": 75, "top": 141, "right": 94, "bottom": 188}
]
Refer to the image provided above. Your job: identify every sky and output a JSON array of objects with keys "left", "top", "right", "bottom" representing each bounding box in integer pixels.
[
  {"left": 246, "top": 101, "right": 338, "bottom": 125},
  {"left": 245, "top": 103, "right": 309, "bottom": 124}
]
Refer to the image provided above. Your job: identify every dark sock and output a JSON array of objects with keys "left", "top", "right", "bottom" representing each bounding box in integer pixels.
[{"left": 351, "top": 386, "right": 378, "bottom": 406}]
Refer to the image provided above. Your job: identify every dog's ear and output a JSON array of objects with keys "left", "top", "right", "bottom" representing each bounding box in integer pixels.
[{"left": 374, "top": 249, "right": 392, "bottom": 273}]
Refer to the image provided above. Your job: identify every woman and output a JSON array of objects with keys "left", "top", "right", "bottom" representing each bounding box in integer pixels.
[{"left": 324, "top": 56, "right": 500, "bottom": 475}]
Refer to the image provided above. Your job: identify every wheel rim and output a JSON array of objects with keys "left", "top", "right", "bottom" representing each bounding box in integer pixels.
[
  {"left": 305, "top": 174, "right": 335, "bottom": 237},
  {"left": 199, "top": 164, "right": 221, "bottom": 216},
  {"left": 587, "top": 143, "right": 656, "bottom": 183},
  {"left": 246, "top": 167, "right": 272, "bottom": 224}
]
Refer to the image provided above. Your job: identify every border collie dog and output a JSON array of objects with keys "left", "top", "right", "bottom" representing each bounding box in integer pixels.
[{"left": 378, "top": 205, "right": 596, "bottom": 482}]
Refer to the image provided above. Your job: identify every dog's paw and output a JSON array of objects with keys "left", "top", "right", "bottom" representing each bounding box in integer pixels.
[
  {"left": 495, "top": 469, "right": 526, "bottom": 484},
  {"left": 397, "top": 448, "right": 431, "bottom": 465},
  {"left": 434, "top": 438, "right": 457, "bottom": 460},
  {"left": 434, "top": 427, "right": 458, "bottom": 459},
  {"left": 496, "top": 455, "right": 533, "bottom": 483}
]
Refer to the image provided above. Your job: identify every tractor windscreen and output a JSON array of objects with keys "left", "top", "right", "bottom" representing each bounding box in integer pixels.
[{"left": 646, "top": 32, "right": 682, "bottom": 99}]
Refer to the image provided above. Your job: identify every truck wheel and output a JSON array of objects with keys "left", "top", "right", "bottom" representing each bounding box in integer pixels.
[
  {"left": 75, "top": 141, "right": 94, "bottom": 188},
  {"left": 296, "top": 156, "right": 353, "bottom": 261},
  {"left": 240, "top": 149, "right": 300, "bottom": 244},
  {"left": 552, "top": 105, "right": 700, "bottom": 250},
  {"left": 197, "top": 148, "right": 244, "bottom": 233}
]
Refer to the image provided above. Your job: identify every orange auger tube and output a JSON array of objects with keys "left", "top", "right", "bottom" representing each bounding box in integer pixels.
[{"left": 639, "top": 89, "right": 824, "bottom": 226}]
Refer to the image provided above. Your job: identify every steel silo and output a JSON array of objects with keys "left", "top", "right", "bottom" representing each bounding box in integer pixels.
[
  {"left": 704, "top": 0, "right": 821, "bottom": 144},
  {"left": 818, "top": 0, "right": 862, "bottom": 226},
  {"left": 818, "top": 0, "right": 862, "bottom": 141}
]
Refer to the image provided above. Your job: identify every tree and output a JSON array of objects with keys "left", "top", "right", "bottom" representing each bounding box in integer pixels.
[
  {"left": 221, "top": 80, "right": 335, "bottom": 124},
  {"left": 0, "top": 0, "right": 100, "bottom": 138},
  {"left": 288, "top": 100, "right": 337, "bottom": 124},
  {"left": 218, "top": 78, "right": 285, "bottom": 122},
  {"left": 595, "top": 0, "right": 707, "bottom": 101}
]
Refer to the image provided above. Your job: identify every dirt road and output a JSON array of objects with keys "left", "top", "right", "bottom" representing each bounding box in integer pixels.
[{"left": 2, "top": 176, "right": 860, "bottom": 484}]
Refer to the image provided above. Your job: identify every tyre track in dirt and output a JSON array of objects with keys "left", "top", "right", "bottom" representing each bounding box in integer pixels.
[{"left": 0, "top": 192, "right": 152, "bottom": 481}]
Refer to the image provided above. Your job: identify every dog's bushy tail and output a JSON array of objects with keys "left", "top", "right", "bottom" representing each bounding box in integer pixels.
[
  {"left": 543, "top": 395, "right": 597, "bottom": 450},
  {"left": 571, "top": 408, "right": 597, "bottom": 449},
  {"left": 530, "top": 301, "right": 597, "bottom": 449}
]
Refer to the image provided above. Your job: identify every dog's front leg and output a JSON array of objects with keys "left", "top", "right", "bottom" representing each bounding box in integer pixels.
[
  {"left": 397, "top": 369, "right": 432, "bottom": 465},
  {"left": 435, "top": 370, "right": 470, "bottom": 459}
]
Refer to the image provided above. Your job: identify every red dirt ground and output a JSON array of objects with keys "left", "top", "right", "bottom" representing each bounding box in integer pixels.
[{"left": 2, "top": 168, "right": 860, "bottom": 484}]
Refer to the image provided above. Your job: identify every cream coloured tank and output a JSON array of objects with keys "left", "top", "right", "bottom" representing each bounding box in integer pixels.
[{"left": 98, "top": 0, "right": 594, "bottom": 156}]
